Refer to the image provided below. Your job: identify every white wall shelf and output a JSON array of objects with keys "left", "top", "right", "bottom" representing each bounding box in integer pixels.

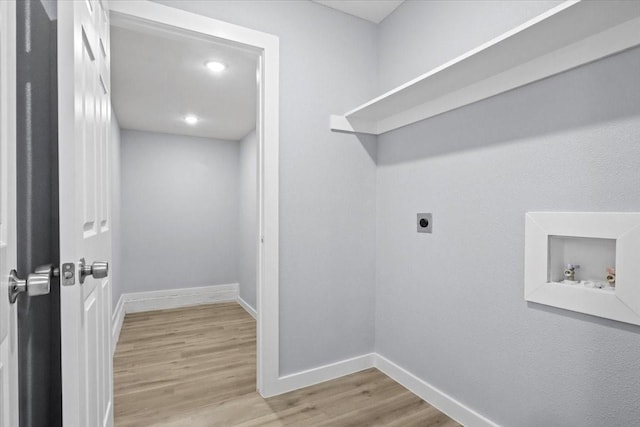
[{"left": 330, "top": 0, "right": 640, "bottom": 135}]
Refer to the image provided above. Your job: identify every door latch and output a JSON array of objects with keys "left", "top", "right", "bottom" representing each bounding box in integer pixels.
[{"left": 60, "top": 263, "right": 75, "bottom": 286}]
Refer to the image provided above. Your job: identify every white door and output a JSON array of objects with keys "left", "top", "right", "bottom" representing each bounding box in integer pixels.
[
  {"left": 58, "top": 1, "right": 113, "bottom": 426},
  {"left": 0, "top": 1, "right": 19, "bottom": 426}
]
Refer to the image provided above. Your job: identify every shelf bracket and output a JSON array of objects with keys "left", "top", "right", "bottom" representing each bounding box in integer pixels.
[{"left": 330, "top": 115, "right": 378, "bottom": 135}]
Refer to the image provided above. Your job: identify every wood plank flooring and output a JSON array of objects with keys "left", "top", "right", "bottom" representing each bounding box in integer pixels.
[{"left": 114, "top": 303, "right": 460, "bottom": 426}]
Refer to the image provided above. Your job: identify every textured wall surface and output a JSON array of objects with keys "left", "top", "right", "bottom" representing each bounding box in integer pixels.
[
  {"left": 376, "top": 1, "right": 640, "bottom": 424},
  {"left": 377, "top": 0, "right": 563, "bottom": 93},
  {"left": 238, "top": 129, "right": 258, "bottom": 310},
  {"left": 128, "top": 5, "right": 640, "bottom": 425},
  {"left": 153, "top": 0, "right": 379, "bottom": 375},
  {"left": 120, "top": 130, "right": 240, "bottom": 294}
]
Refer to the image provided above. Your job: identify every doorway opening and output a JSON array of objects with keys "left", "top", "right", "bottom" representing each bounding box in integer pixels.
[
  {"left": 110, "top": 18, "right": 260, "bottom": 314},
  {"left": 108, "top": 1, "right": 280, "bottom": 406}
]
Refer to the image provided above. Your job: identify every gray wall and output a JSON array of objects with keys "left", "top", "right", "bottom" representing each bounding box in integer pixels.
[
  {"left": 120, "top": 130, "right": 240, "bottom": 294},
  {"left": 376, "top": 1, "right": 640, "bottom": 425},
  {"left": 154, "top": 0, "right": 378, "bottom": 375},
  {"left": 238, "top": 129, "right": 258, "bottom": 310},
  {"left": 111, "top": 112, "right": 122, "bottom": 308},
  {"left": 124, "top": 4, "right": 640, "bottom": 425},
  {"left": 377, "top": 0, "right": 563, "bottom": 93}
]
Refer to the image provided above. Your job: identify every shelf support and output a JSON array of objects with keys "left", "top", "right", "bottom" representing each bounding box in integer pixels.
[{"left": 330, "top": 115, "right": 378, "bottom": 135}]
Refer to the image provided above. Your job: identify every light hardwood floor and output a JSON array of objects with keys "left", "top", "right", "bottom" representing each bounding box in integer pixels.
[{"left": 114, "top": 303, "right": 460, "bottom": 426}]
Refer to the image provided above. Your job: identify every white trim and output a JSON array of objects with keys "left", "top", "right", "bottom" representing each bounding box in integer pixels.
[
  {"left": 246, "top": 351, "right": 497, "bottom": 425},
  {"left": 111, "top": 284, "right": 240, "bottom": 354},
  {"left": 270, "top": 353, "right": 375, "bottom": 396},
  {"left": 109, "top": 0, "right": 280, "bottom": 397},
  {"left": 121, "top": 283, "right": 238, "bottom": 313},
  {"left": 374, "top": 354, "right": 497, "bottom": 427},
  {"left": 111, "top": 295, "right": 125, "bottom": 354},
  {"left": 110, "top": 304, "right": 499, "bottom": 427},
  {"left": 525, "top": 212, "right": 640, "bottom": 325},
  {"left": 237, "top": 296, "right": 257, "bottom": 319}
]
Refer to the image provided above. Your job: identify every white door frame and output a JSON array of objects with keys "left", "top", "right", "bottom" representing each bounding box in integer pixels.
[{"left": 108, "top": 1, "right": 282, "bottom": 397}]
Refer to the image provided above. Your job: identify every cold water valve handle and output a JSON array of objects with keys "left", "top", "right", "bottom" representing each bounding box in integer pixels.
[{"left": 564, "top": 264, "right": 580, "bottom": 282}]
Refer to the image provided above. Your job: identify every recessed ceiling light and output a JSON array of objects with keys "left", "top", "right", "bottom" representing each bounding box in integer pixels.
[
  {"left": 205, "top": 61, "right": 226, "bottom": 73},
  {"left": 184, "top": 115, "right": 199, "bottom": 125}
]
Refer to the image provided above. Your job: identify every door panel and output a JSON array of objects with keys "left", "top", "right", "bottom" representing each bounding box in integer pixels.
[
  {"left": 99, "top": 98, "right": 108, "bottom": 235},
  {"left": 0, "top": 1, "right": 18, "bottom": 426},
  {"left": 83, "top": 289, "right": 99, "bottom": 427},
  {"left": 0, "top": 326, "right": 16, "bottom": 427},
  {"left": 0, "top": 353, "right": 5, "bottom": 425},
  {"left": 101, "top": 278, "right": 112, "bottom": 420},
  {"left": 59, "top": 0, "right": 112, "bottom": 425},
  {"left": 81, "top": 26, "right": 98, "bottom": 237}
]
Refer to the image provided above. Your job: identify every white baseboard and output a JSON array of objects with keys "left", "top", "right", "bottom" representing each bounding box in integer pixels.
[
  {"left": 123, "top": 283, "right": 239, "bottom": 313},
  {"left": 374, "top": 354, "right": 497, "bottom": 427},
  {"left": 109, "top": 287, "right": 496, "bottom": 426},
  {"left": 266, "top": 352, "right": 496, "bottom": 426},
  {"left": 237, "top": 296, "right": 257, "bottom": 319},
  {"left": 111, "top": 295, "right": 126, "bottom": 355},
  {"left": 111, "top": 283, "right": 239, "bottom": 353},
  {"left": 267, "top": 353, "right": 375, "bottom": 397}
]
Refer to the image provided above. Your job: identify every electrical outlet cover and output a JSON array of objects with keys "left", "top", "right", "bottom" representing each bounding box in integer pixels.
[{"left": 417, "top": 213, "right": 432, "bottom": 233}]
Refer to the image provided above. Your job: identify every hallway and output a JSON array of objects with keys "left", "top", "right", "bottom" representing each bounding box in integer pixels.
[{"left": 113, "top": 303, "right": 459, "bottom": 426}]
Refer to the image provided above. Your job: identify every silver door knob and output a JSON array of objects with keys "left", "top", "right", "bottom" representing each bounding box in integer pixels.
[
  {"left": 79, "top": 258, "right": 109, "bottom": 284},
  {"left": 8, "top": 264, "right": 53, "bottom": 304}
]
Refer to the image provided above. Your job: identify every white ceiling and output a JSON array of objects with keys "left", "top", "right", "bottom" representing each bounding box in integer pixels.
[
  {"left": 313, "top": 0, "right": 404, "bottom": 24},
  {"left": 111, "top": 23, "right": 258, "bottom": 141}
]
